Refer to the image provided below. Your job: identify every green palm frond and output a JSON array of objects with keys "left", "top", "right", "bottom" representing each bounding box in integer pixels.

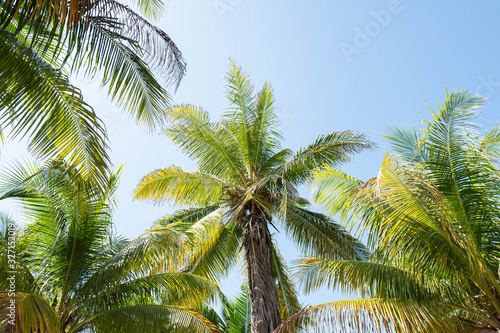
[
  {"left": 479, "top": 125, "right": 500, "bottom": 158},
  {"left": 71, "top": 14, "right": 171, "bottom": 130},
  {"left": 294, "top": 256, "right": 459, "bottom": 302},
  {"left": 94, "top": 0, "right": 185, "bottom": 85},
  {"left": 250, "top": 82, "right": 282, "bottom": 171},
  {"left": 0, "top": 161, "right": 223, "bottom": 331},
  {"left": 68, "top": 0, "right": 186, "bottom": 129},
  {"left": 221, "top": 285, "right": 251, "bottom": 333},
  {"left": 88, "top": 272, "right": 223, "bottom": 311},
  {"left": 0, "top": 28, "right": 110, "bottom": 186},
  {"left": 281, "top": 205, "right": 368, "bottom": 260},
  {"left": 0, "top": 292, "right": 60, "bottom": 332},
  {"left": 165, "top": 105, "right": 247, "bottom": 183},
  {"left": 309, "top": 166, "right": 365, "bottom": 225},
  {"left": 383, "top": 124, "right": 424, "bottom": 164},
  {"left": 155, "top": 205, "right": 222, "bottom": 229},
  {"left": 223, "top": 60, "right": 256, "bottom": 177},
  {"left": 76, "top": 226, "right": 185, "bottom": 305},
  {"left": 128, "top": 0, "right": 166, "bottom": 20}
]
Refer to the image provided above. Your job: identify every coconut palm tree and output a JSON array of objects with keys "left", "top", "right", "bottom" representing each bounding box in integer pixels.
[
  {"left": 133, "top": 61, "right": 374, "bottom": 332},
  {"left": 279, "top": 90, "right": 500, "bottom": 332},
  {"left": 0, "top": 162, "right": 221, "bottom": 332},
  {"left": 0, "top": 0, "right": 185, "bottom": 186}
]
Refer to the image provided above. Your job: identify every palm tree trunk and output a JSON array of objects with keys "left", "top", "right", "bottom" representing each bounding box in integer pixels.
[{"left": 243, "top": 204, "right": 282, "bottom": 333}]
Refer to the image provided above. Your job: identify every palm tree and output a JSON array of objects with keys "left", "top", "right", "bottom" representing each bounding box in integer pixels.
[
  {"left": 0, "top": 162, "right": 221, "bottom": 332},
  {"left": 279, "top": 90, "right": 500, "bottom": 332},
  {"left": 133, "top": 61, "right": 374, "bottom": 332},
  {"left": 0, "top": 0, "right": 185, "bottom": 186}
]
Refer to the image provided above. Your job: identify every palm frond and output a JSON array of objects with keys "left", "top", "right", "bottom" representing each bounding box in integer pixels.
[
  {"left": 0, "top": 292, "right": 60, "bottom": 332},
  {"left": 76, "top": 226, "right": 184, "bottom": 305},
  {"left": 223, "top": 60, "right": 256, "bottom": 178},
  {"left": 134, "top": 166, "right": 225, "bottom": 207},
  {"left": 165, "top": 105, "right": 247, "bottom": 183},
  {"left": 128, "top": 0, "right": 166, "bottom": 20},
  {"left": 294, "top": 256, "right": 460, "bottom": 303},
  {"left": 281, "top": 205, "right": 368, "bottom": 260},
  {"left": 88, "top": 272, "right": 223, "bottom": 311},
  {"left": 184, "top": 210, "right": 241, "bottom": 282},
  {"left": 275, "top": 298, "right": 462, "bottom": 333},
  {"left": 71, "top": 14, "right": 171, "bottom": 130},
  {"left": 0, "top": 28, "right": 110, "bottom": 187},
  {"left": 310, "top": 166, "right": 365, "bottom": 225},
  {"left": 70, "top": 304, "right": 221, "bottom": 333},
  {"left": 383, "top": 124, "right": 424, "bottom": 164},
  {"left": 277, "top": 130, "right": 375, "bottom": 185},
  {"left": 221, "top": 285, "right": 251, "bottom": 333}
]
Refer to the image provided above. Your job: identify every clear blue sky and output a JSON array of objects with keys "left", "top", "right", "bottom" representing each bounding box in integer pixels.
[{"left": 3, "top": 0, "right": 500, "bottom": 307}]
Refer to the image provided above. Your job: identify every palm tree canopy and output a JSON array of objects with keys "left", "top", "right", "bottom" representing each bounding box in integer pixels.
[
  {"left": 0, "top": 0, "right": 186, "bottom": 187},
  {"left": 134, "top": 61, "right": 374, "bottom": 332},
  {"left": 0, "top": 162, "right": 221, "bottom": 332},
  {"left": 281, "top": 89, "right": 500, "bottom": 333}
]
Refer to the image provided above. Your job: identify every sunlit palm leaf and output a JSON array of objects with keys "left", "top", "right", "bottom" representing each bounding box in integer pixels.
[{"left": 0, "top": 28, "right": 110, "bottom": 186}]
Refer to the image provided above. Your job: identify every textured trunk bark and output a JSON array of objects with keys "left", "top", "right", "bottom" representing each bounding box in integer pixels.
[{"left": 244, "top": 205, "right": 282, "bottom": 333}]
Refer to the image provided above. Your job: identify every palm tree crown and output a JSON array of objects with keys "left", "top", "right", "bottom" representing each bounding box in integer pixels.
[
  {"left": 134, "top": 61, "right": 374, "bottom": 333},
  {"left": 0, "top": 162, "right": 221, "bottom": 332},
  {"left": 282, "top": 90, "right": 500, "bottom": 333}
]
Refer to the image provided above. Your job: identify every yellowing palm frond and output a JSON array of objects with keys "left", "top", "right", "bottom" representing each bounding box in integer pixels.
[{"left": 134, "top": 166, "right": 225, "bottom": 207}]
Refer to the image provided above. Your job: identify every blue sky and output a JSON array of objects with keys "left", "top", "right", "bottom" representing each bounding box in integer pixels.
[{"left": 3, "top": 0, "right": 500, "bottom": 307}]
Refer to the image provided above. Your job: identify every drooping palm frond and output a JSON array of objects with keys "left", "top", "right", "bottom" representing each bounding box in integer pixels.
[
  {"left": 86, "top": 272, "right": 223, "bottom": 312},
  {"left": 276, "top": 298, "right": 462, "bottom": 333},
  {"left": 71, "top": 14, "right": 172, "bottom": 130},
  {"left": 294, "top": 256, "right": 460, "bottom": 303},
  {"left": 280, "top": 205, "right": 368, "bottom": 261},
  {"left": 0, "top": 28, "right": 110, "bottom": 186},
  {"left": 0, "top": 292, "right": 60, "bottom": 332},
  {"left": 68, "top": 0, "right": 187, "bottom": 129},
  {"left": 184, "top": 210, "right": 241, "bottom": 282},
  {"left": 70, "top": 304, "right": 221, "bottom": 333},
  {"left": 1, "top": 0, "right": 187, "bottom": 188}
]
